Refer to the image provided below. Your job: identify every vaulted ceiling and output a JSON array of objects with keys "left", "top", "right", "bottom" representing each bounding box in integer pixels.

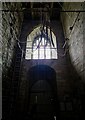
[{"left": 22, "top": 2, "right": 63, "bottom": 20}]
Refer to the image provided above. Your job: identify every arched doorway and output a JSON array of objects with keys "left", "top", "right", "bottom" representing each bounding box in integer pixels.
[{"left": 27, "top": 65, "right": 59, "bottom": 120}]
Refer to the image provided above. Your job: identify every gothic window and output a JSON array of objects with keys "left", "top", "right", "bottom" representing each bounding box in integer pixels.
[{"left": 25, "top": 25, "right": 58, "bottom": 59}]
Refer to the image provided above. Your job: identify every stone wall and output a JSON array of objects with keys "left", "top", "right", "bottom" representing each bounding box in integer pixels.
[
  {"left": 2, "top": 2, "right": 24, "bottom": 119},
  {"left": 0, "top": 2, "right": 2, "bottom": 120},
  {"left": 2, "top": 2, "right": 23, "bottom": 73},
  {"left": 61, "top": 2, "right": 85, "bottom": 82}
]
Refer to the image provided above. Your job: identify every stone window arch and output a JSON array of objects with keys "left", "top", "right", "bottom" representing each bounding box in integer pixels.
[{"left": 25, "top": 25, "right": 58, "bottom": 59}]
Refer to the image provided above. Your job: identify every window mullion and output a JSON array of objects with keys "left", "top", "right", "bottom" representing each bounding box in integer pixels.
[
  {"left": 38, "top": 39, "right": 39, "bottom": 59},
  {"left": 32, "top": 47, "right": 33, "bottom": 59},
  {"left": 50, "top": 42, "right": 52, "bottom": 59},
  {"left": 44, "top": 38, "right": 45, "bottom": 59}
]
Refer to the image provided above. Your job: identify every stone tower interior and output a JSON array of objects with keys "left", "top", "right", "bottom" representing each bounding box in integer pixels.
[{"left": 1, "top": 2, "right": 85, "bottom": 120}]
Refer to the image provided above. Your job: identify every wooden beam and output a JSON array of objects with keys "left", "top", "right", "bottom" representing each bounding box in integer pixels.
[{"left": 31, "top": 3, "right": 34, "bottom": 19}]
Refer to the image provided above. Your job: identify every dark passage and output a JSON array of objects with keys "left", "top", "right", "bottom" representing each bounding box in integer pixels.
[{"left": 27, "top": 65, "right": 59, "bottom": 120}]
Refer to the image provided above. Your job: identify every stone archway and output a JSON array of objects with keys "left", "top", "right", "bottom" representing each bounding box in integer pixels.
[{"left": 27, "top": 65, "right": 60, "bottom": 120}]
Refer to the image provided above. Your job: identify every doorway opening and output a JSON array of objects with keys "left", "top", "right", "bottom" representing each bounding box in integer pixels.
[{"left": 27, "top": 65, "right": 60, "bottom": 120}]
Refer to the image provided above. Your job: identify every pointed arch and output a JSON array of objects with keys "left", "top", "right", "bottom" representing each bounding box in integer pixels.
[{"left": 25, "top": 24, "right": 58, "bottom": 59}]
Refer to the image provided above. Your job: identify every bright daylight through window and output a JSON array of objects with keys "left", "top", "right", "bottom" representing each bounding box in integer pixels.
[{"left": 25, "top": 26, "right": 58, "bottom": 59}]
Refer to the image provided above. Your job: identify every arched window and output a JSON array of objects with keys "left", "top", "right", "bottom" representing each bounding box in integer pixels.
[{"left": 25, "top": 25, "right": 58, "bottom": 59}]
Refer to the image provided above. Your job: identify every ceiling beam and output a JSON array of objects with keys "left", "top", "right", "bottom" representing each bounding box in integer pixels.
[
  {"left": 50, "top": 3, "right": 54, "bottom": 18},
  {"left": 31, "top": 3, "right": 34, "bottom": 19},
  {"left": 2, "top": 8, "right": 84, "bottom": 12}
]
